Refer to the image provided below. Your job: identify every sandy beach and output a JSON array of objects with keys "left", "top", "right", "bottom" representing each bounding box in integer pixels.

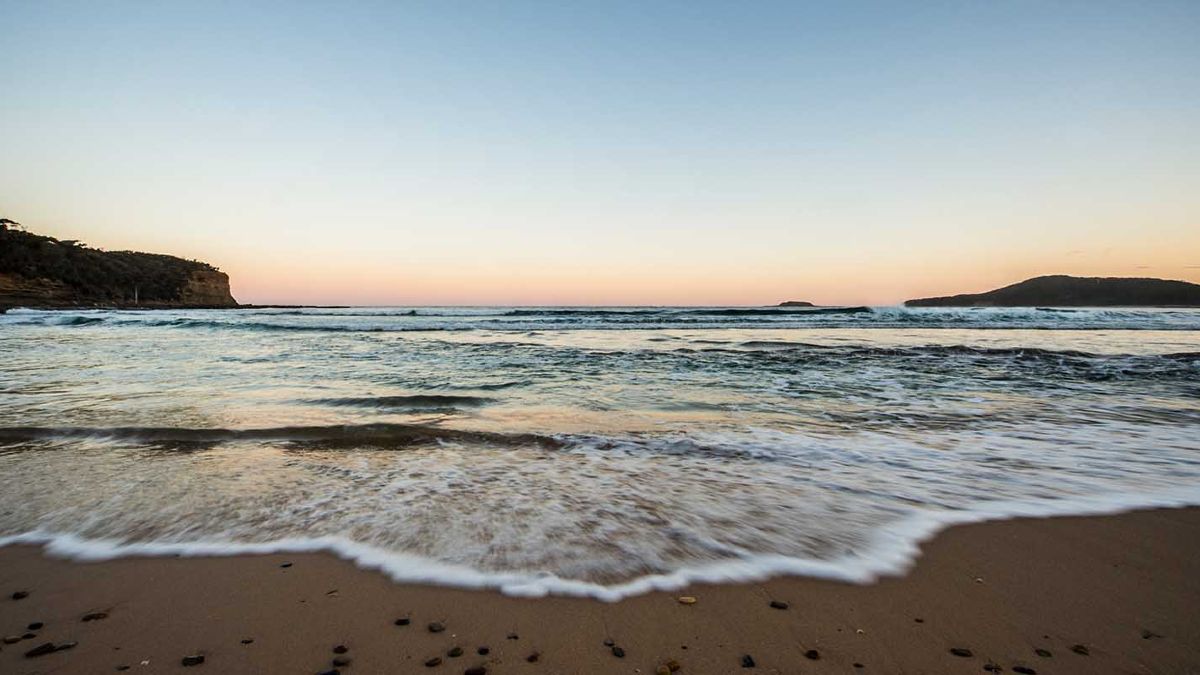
[{"left": 1, "top": 507, "right": 1196, "bottom": 674}]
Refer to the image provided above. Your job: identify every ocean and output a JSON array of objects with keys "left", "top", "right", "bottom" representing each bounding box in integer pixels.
[{"left": 1, "top": 306, "right": 1198, "bottom": 599}]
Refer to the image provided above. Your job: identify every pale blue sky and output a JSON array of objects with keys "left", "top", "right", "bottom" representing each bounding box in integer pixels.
[{"left": 2, "top": 1, "right": 1198, "bottom": 304}]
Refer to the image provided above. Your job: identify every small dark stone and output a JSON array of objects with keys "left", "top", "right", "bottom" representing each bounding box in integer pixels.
[
  {"left": 447, "top": 646, "right": 463, "bottom": 658},
  {"left": 1142, "top": 629, "right": 1162, "bottom": 640},
  {"left": 666, "top": 659, "right": 681, "bottom": 672},
  {"left": 332, "top": 656, "right": 351, "bottom": 667},
  {"left": 425, "top": 656, "right": 443, "bottom": 667},
  {"left": 741, "top": 654, "right": 756, "bottom": 668},
  {"left": 117, "top": 667, "right": 130, "bottom": 672},
  {"left": 429, "top": 622, "right": 446, "bottom": 633},
  {"left": 333, "top": 645, "right": 348, "bottom": 654},
  {"left": 280, "top": 562, "right": 292, "bottom": 568},
  {"left": 317, "top": 670, "right": 340, "bottom": 675},
  {"left": 603, "top": 638, "right": 614, "bottom": 647},
  {"left": 11, "top": 591, "right": 29, "bottom": 600},
  {"left": 25, "top": 642, "right": 57, "bottom": 658},
  {"left": 3, "top": 635, "right": 21, "bottom": 644},
  {"left": 181, "top": 654, "right": 205, "bottom": 666},
  {"left": 241, "top": 639, "right": 254, "bottom": 645},
  {"left": 464, "top": 668, "right": 487, "bottom": 675},
  {"left": 83, "top": 612, "right": 109, "bottom": 622},
  {"left": 56, "top": 641, "right": 78, "bottom": 651},
  {"left": 804, "top": 649, "right": 820, "bottom": 660},
  {"left": 1070, "top": 644, "right": 1090, "bottom": 656},
  {"left": 395, "top": 617, "right": 410, "bottom": 626},
  {"left": 853, "top": 664, "right": 864, "bottom": 669},
  {"left": 1034, "top": 648, "right": 1051, "bottom": 657},
  {"left": 476, "top": 646, "right": 489, "bottom": 655},
  {"left": 507, "top": 633, "right": 519, "bottom": 640},
  {"left": 768, "top": 600, "right": 789, "bottom": 610},
  {"left": 950, "top": 647, "right": 974, "bottom": 658},
  {"left": 1013, "top": 667, "right": 1037, "bottom": 674},
  {"left": 22, "top": 632, "right": 36, "bottom": 639},
  {"left": 612, "top": 646, "right": 625, "bottom": 658},
  {"left": 914, "top": 618, "right": 924, "bottom": 623},
  {"left": 27, "top": 622, "right": 44, "bottom": 630},
  {"left": 984, "top": 664, "right": 1002, "bottom": 673},
  {"left": 526, "top": 652, "right": 540, "bottom": 663}
]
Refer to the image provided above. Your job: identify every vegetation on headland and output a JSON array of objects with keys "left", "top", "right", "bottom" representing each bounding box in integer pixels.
[
  {"left": 905, "top": 275, "right": 1200, "bottom": 307},
  {"left": 0, "top": 218, "right": 237, "bottom": 309}
]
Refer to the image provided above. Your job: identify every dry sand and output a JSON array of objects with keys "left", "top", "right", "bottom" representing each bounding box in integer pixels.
[{"left": 1, "top": 507, "right": 1198, "bottom": 674}]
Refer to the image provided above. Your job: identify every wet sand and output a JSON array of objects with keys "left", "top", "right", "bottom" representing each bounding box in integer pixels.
[{"left": 1, "top": 508, "right": 1198, "bottom": 674}]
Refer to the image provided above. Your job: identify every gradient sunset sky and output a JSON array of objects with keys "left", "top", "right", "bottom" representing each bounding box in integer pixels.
[{"left": 2, "top": 1, "right": 1198, "bottom": 306}]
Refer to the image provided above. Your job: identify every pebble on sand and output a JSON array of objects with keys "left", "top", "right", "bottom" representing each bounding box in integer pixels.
[
  {"left": 949, "top": 647, "right": 973, "bottom": 658},
  {"left": 656, "top": 666, "right": 671, "bottom": 675},
  {"left": 317, "top": 670, "right": 340, "bottom": 675},
  {"left": 429, "top": 622, "right": 446, "bottom": 633},
  {"left": 603, "top": 639, "right": 614, "bottom": 647},
  {"left": 464, "top": 668, "right": 487, "bottom": 675},
  {"left": 1071, "top": 644, "right": 1090, "bottom": 656},
  {"left": 1034, "top": 648, "right": 1051, "bottom": 657},
  {"left": 25, "top": 642, "right": 59, "bottom": 658},
  {"left": 525, "top": 652, "right": 540, "bottom": 663},
  {"left": 11, "top": 591, "right": 29, "bottom": 600},
  {"left": 280, "top": 562, "right": 293, "bottom": 568},
  {"left": 984, "top": 664, "right": 1002, "bottom": 673},
  {"left": 677, "top": 596, "right": 697, "bottom": 605},
  {"left": 611, "top": 646, "right": 625, "bottom": 658},
  {"left": 425, "top": 656, "right": 443, "bottom": 667},
  {"left": 476, "top": 646, "right": 489, "bottom": 655},
  {"left": 82, "top": 612, "right": 109, "bottom": 622},
  {"left": 333, "top": 645, "right": 348, "bottom": 654},
  {"left": 333, "top": 656, "right": 351, "bottom": 666},
  {"left": 181, "top": 654, "right": 205, "bottom": 666},
  {"left": 768, "top": 600, "right": 789, "bottom": 610},
  {"left": 3, "top": 635, "right": 21, "bottom": 644},
  {"left": 507, "top": 633, "right": 519, "bottom": 640},
  {"left": 394, "top": 617, "right": 410, "bottom": 626},
  {"left": 741, "top": 654, "right": 755, "bottom": 668},
  {"left": 241, "top": 639, "right": 254, "bottom": 645},
  {"left": 27, "top": 622, "right": 44, "bottom": 630},
  {"left": 447, "top": 646, "right": 463, "bottom": 658},
  {"left": 804, "top": 649, "right": 820, "bottom": 660},
  {"left": 1013, "top": 666, "right": 1037, "bottom": 674}
]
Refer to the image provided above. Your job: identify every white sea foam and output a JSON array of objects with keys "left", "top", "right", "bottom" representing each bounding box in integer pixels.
[{"left": 5, "top": 485, "right": 1199, "bottom": 601}]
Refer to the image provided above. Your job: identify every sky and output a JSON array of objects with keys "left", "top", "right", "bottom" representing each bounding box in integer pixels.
[{"left": 1, "top": 1, "right": 1198, "bottom": 306}]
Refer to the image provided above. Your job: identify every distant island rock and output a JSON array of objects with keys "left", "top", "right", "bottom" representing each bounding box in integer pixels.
[
  {"left": 777, "top": 301, "right": 815, "bottom": 307},
  {"left": 905, "top": 275, "right": 1200, "bottom": 307},
  {"left": 0, "top": 218, "right": 237, "bottom": 310}
]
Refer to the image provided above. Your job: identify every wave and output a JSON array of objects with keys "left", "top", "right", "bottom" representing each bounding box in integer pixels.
[
  {"left": 3, "top": 485, "right": 1198, "bottom": 601},
  {"left": 307, "top": 395, "right": 494, "bottom": 409},
  {"left": 0, "top": 423, "right": 559, "bottom": 449}
]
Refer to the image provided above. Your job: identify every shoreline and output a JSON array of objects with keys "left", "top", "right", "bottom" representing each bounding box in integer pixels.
[
  {"left": 6, "top": 483, "right": 1200, "bottom": 601},
  {"left": 2, "top": 508, "right": 1198, "bottom": 673}
]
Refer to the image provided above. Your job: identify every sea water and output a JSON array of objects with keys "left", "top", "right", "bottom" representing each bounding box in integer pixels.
[{"left": 1, "top": 306, "right": 1198, "bottom": 599}]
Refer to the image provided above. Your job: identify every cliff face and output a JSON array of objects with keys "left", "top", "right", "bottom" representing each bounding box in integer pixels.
[
  {"left": 905, "top": 275, "right": 1200, "bottom": 307},
  {"left": 0, "top": 221, "right": 238, "bottom": 309},
  {"left": 179, "top": 269, "right": 237, "bottom": 307}
]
